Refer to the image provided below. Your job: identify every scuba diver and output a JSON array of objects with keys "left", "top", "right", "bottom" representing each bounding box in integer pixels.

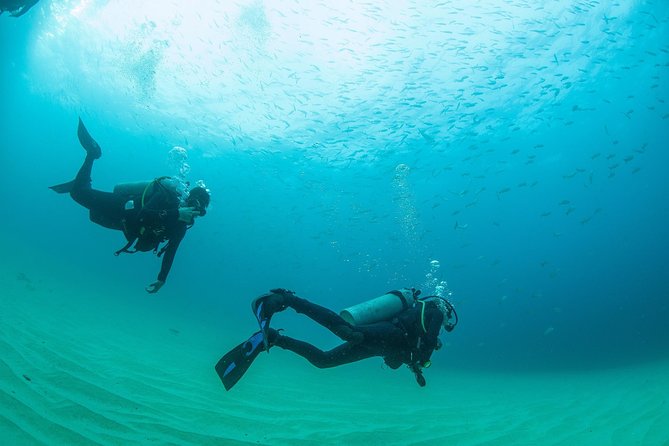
[
  {"left": 50, "top": 118, "right": 210, "bottom": 294},
  {"left": 215, "top": 287, "right": 458, "bottom": 390},
  {"left": 0, "top": 0, "right": 40, "bottom": 17}
]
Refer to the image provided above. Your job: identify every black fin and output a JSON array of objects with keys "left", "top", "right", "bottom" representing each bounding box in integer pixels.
[
  {"left": 49, "top": 180, "right": 75, "bottom": 194},
  {"left": 215, "top": 331, "right": 265, "bottom": 391},
  {"left": 77, "top": 118, "right": 102, "bottom": 159}
]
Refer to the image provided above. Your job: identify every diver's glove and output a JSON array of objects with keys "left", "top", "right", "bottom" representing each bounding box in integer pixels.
[
  {"left": 178, "top": 207, "right": 202, "bottom": 224},
  {"left": 146, "top": 280, "right": 165, "bottom": 294}
]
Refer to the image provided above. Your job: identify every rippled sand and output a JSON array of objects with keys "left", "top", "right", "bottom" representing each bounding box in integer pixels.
[{"left": 2, "top": 269, "right": 668, "bottom": 446}]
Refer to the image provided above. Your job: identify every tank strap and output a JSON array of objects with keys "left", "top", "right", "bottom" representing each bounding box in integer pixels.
[
  {"left": 417, "top": 300, "right": 427, "bottom": 333},
  {"left": 156, "top": 242, "right": 168, "bottom": 257},
  {"left": 141, "top": 176, "right": 172, "bottom": 209},
  {"left": 114, "top": 239, "right": 137, "bottom": 256},
  {"left": 115, "top": 218, "right": 139, "bottom": 256},
  {"left": 387, "top": 290, "right": 411, "bottom": 309}
]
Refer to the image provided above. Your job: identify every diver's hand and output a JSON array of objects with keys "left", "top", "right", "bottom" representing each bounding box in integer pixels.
[
  {"left": 146, "top": 280, "right": 165, "bottom": 294},
  {"left": 178, "top": 207, "right": 201, "bottom": 223}
]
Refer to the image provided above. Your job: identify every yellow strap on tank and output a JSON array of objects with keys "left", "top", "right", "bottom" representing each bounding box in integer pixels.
[
  {"left": 418, "top": 300, "right": 427, "bottom": 333},
  {"left": 141, "top": 176, "right": 171, "bottom": 208}
]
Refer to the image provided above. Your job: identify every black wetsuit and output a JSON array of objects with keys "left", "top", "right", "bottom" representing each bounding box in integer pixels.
[
  {"left": 0, "top": 0, "right": 39, "bottom": 17},
  {"left": 69, "top": 154, "right": 187, "bottom": 283},
  {"left": 274, "top": 294, "right": 444, "bottom": 370}
]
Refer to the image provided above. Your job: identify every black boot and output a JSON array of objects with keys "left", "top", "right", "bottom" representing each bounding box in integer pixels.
[
  {"left": 251, "top": 289, "right": 293, "bottom": 323},
  {"left": 264, "top": 328, "right": 283, "bottom": 351},
  {"left": 251, "top": 289, "right": 294, "bottom": 350},
  {"left": 77, "top": 118, "right": 102, "bottom": 159}
]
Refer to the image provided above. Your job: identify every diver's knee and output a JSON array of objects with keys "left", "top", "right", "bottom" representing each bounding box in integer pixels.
[{"left": 334, "top": 324, "right": 364, "bottom": 343}]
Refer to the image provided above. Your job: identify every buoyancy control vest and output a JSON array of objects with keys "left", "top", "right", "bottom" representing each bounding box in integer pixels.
[{"left": 113, "top": 176, "right": 181, "bottom": 255}]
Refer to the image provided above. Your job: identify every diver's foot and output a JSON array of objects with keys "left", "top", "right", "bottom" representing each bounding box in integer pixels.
[
  {"left": 251, "top": 289, "right": 292, "bottom": 323},
  {"left": 245, "top": 328, "right": 282, "bottom": 354},
  {"left": 77, "top": 117, "right": 102, "bottom": 160},
  {"left": 264, "top": 328, "right": 283, "bottom": 351},
  {"left": 251, "top": 289, "right": 292, "bottom": 349}
]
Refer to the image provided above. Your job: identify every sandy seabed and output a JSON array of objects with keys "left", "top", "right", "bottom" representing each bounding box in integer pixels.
[{"left": 1, "top": 265, "right": 668, "bottom": 446}]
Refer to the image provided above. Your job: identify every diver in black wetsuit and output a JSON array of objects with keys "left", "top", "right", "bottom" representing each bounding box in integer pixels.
[
  {"left": 49, "top": 118, "right": 210, "bottom": 294},
  {"left": 0, "top": 0, "right": 40, "bottom": 17},
  {"left": 216, "top": 288, "right": 458, "bottom": 390}
]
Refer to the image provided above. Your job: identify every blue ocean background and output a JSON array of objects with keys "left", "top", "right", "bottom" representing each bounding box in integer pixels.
[{"left": 1, "top": 1, "right": 669, "bottom": 444}]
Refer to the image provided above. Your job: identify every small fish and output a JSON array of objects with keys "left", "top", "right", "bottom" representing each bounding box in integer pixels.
[
  {"left": 559, "top": 200, "right": 570, "bottom": 205},
  {"left": 497, "top": 187, "right": 511, "bottom": 198}
]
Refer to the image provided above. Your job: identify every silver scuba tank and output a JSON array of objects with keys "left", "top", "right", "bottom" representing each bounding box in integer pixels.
[
  {"left": 339, "top": 288, "right": 417, "bottom": 325},
  {"left": 113, "top": 181, "right": 151, "bottom": 197},
  {"left": 113, "top": 177, "right": 181, "bottom": 206}
]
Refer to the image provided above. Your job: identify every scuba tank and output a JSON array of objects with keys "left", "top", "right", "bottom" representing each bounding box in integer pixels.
[
  {"left": 339, "top": 288, "right": 418, "bottom": 325},
  {"left": 113, "top": 181, "right": 152, "bottom": 197},
  {"left": 113, "top": 177, "right": 182, "bottom": 210}
]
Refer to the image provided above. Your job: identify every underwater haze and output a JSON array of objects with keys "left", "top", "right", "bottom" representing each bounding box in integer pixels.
[{"left": 2, "top": 1, "right": 669, "bottom": 445}]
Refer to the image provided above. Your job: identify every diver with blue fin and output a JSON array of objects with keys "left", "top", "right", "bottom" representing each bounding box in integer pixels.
[
  {"left": 49, "top": 118, "right": 211, "bottom": 293},
  {"left": 215, "top": 288, "right": 457, "bottom": 390}
]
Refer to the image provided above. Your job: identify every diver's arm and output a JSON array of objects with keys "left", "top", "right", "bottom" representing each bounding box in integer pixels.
[
  {"left": 146, "top": 225, "right": 186, "bottom": 293},
  {"left": 140, "top": 206, "right": 200, "bottom": 225},
  {"left": 139, "top": 207, "right": 179, "bottom": 225},
  {"left": 137, "top": 190, "right": 179, "bottom": 223},
  {"left": 157, "top": 230, "right": 184, "bottom": 282}
]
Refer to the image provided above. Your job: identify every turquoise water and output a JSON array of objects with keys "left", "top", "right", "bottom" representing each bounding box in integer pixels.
[{"left": 1, "top": 1, "right": 669, "bottom": 443}]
